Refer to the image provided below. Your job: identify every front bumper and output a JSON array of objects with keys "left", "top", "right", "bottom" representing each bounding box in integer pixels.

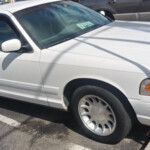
[{"left": 129, "top": 97, "right": 150, "bottom": 126}]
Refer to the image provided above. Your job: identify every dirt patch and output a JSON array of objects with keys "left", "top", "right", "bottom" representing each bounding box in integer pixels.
[{"left": 20, "top": 118, "right": 69, "bottom": 146}]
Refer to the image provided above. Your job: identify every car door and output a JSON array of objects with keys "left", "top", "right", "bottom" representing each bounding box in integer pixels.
[
  {"left": 79, "top": 0, "right": 106, "bottom": 9},
  {"left": 139, "top": 0, "right": 150, "bottom": 12},
  {"left": 0, "top": 14, "right": 48, "bottom": 105},
  {"left": 109, "top": 0, "right": 141, "bottom": 14},
  {"left": 138, "top": 0, "right": 150, "bottom": 21}
]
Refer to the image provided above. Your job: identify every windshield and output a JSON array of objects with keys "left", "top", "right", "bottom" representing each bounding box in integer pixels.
[{"left": 15, "top": 1, "right": 111, "bottom": 48}]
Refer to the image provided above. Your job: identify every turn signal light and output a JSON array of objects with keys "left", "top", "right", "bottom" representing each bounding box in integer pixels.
[
  {"left": 145, "top": 84, "right": 150, "bottom": 92},
  {"left": 140, "top": 79, "right": 150, "bottom": 96}
]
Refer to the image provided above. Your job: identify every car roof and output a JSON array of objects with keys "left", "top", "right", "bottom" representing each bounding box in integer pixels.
[{"left": 0, "top": 0, "right": 60, "bottom": 13}]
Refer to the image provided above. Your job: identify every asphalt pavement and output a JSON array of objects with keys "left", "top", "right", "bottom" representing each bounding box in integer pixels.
[{"left": 0, "top": 97, "right": 150, "bottom": 150}]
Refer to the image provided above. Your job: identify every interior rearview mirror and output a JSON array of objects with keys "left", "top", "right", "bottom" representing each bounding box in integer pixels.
[{"left": 1, "top": 39, "right": 21, "bottom": 52}]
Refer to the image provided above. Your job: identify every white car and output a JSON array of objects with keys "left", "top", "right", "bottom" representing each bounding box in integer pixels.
[{"left": 0, "top": 0, "right": 150, "bottom": 144}]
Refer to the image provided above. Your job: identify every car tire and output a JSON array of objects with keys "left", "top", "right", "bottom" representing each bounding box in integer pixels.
[
  {"left": 99, "top": 10, "right": 115, "bottom": 20},
  {"left": 71, "top": 85, "right": 132, "bottom": 144}
]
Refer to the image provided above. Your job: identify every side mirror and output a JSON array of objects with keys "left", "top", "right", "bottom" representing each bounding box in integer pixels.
[{"left": 1, "top": 39, "right": 21, "bottom": 52}]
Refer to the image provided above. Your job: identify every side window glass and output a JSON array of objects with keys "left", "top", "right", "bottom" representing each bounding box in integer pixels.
[{"left": 0, "top": 20, "right": 18, "bottom": 46}]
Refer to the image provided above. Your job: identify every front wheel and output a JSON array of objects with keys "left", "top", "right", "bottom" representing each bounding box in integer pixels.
[
  {"left": 71, "top": 85, "right": 132, "bottom": 144},
  {"left": 99, "top": 10, "right": 115, "bottom": 20}
]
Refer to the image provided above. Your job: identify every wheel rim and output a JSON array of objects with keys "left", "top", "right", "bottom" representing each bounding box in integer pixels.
[{"left": 78, "top": 95, "right": 116, "bottom": 136}]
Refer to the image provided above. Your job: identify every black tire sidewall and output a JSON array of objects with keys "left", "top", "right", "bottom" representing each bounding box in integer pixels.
[{"left": 71, "top": 85, "right": 132, "bottom": 144}]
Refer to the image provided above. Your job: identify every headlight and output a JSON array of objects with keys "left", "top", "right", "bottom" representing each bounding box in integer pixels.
[{"left": 140, "top": 78, "right": 150, "bottom": 96}]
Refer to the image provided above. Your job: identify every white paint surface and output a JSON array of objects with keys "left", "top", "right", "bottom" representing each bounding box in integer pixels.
[
  {"left": 67, "top": 143, "right": 91, "bottom": 150},
  {"left": 0, "top": 114, "right": 21, "bottom": 128},
  {"left": 145, "top": 141, "right": 150, "bottom": 150}
]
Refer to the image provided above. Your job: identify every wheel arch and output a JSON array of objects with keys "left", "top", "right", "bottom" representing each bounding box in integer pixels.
[
  {"left": 97, "top": 9, "right": 115, "bottom": 20},
  {"left": 95, "top": 6, "right": 116, "bottom": 14},
  {"left": 63, "top": 78, "right": 137, "bottom": 123}
]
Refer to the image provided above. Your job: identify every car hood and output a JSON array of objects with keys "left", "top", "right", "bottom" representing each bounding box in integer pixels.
[{"left": 49, "top": 21, "right": 150, "bottom": 71}]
